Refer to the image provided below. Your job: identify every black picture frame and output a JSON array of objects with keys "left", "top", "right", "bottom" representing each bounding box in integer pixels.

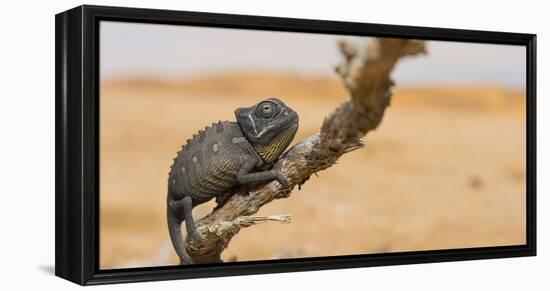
[{"left": 55, "top": 4, "right": 537, "bottom": 286}]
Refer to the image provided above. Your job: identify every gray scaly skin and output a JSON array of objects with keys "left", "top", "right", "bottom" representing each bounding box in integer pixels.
[{"left": 167, "top": 98, "right": 299, "bottom": 264}]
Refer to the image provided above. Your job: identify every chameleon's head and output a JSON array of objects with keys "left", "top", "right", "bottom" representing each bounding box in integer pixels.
[{"left": 235, "top": 98, "right": 299, "bottom": 164}]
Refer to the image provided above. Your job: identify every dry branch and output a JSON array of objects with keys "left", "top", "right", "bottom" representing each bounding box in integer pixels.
[{"left": 183, "top": 37, "right": 427, "bottom": 264}]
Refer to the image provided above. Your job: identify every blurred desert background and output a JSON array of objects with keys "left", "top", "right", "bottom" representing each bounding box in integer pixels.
[{"left": 99, "top": 22, "right": 526, "bottom": 269}]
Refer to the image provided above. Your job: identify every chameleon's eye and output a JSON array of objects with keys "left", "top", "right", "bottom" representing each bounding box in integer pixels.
[{"left": 257, "top": 101, "right": 278, "bottom": 119}]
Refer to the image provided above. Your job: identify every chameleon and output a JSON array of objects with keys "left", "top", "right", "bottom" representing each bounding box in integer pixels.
[{"left": 167, "top": 98, "right": 299, "bottom": 264}]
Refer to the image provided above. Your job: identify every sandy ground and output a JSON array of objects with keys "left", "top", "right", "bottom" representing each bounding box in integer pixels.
[{"left": 99, "top": 72, "right": 526, "bottom": 269}]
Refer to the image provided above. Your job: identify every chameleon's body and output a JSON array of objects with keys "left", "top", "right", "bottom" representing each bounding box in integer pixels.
[{"left": 167, "top": 98, "right": 299, "bottom": 264}]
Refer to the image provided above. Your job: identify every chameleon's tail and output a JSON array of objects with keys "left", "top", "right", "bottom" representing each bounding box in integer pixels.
[{"left": 167, "top": 198, "right": 193, "bottom": 264}]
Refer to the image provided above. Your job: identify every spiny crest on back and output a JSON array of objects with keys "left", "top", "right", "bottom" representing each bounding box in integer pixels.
[
  {"left": 215, "top": 120, "right": 224, "bottom": 133},
  {"left": 198, "top": 129, "right": 206, "bottom": 143},
  {"left": 188, "top": 121, "right": 230, "bottom": 148}
]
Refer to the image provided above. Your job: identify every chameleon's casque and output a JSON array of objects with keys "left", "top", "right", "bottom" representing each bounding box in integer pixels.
[{"left": 167, "top": 98, "right": 299, "bottom": 264}]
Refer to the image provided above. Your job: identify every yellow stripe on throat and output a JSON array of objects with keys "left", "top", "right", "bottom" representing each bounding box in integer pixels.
[{"left": 255, "top": 126, "right": 295, "bottom": 164}]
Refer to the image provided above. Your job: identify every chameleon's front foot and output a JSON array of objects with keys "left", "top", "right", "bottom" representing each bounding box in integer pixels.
[
  {"left": 189, "top": 227, "right": 205, "bottom": 241},
  {"left": 275, "top": 171, "right": 290, "bottom": 188}
]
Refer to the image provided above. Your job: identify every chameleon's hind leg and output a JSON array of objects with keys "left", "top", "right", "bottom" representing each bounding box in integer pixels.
[{"left": 171, "top": 196, "right": 204, "bottom": 241}]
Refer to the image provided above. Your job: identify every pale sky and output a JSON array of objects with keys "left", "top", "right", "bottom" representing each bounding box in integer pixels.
[{"left": 100, "top": 21, "right": 526, "bottom": 88}]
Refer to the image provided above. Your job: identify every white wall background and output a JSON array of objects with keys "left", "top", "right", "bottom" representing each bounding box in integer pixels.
[{"left": 0, "top": 0, "right": 546, "bottom": 290}]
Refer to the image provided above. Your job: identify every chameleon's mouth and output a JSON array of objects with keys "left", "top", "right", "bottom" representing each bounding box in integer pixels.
[{"left": 280, "top": 116, "right": 299, "bottom": 134}]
